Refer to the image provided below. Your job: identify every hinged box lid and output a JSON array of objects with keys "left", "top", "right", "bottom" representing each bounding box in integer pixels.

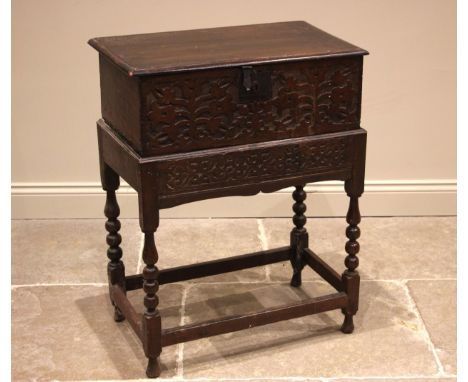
[{"left": 88, "top": 21, "right": 368, "bottom": 76}]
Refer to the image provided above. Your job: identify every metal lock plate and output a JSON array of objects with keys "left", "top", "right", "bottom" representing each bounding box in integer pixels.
[{"left": 239, "top": 65, "right": 272, "bottom": 102}]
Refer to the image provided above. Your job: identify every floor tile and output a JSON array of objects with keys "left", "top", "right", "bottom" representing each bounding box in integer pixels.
[
  {"left": 182, "top": 280, "right": 438, "bottom": 378},
  {"left": 149, "top": 219, "right": 265, "bottom": 282},
  {"left": 262, "top": 217, "right": 456, "bottom": 281},
  {"left": 12, "top": 219, "right": 142, "bottom": 284},
  {"left": 408, "top": 280, "right": 457, "bottom": 374},
  {"left": 10, "top": 218, "right": 457, "bottom": 381},
  {"left": 11, "top": 284, "right": 183, "bottom": 381},
  {"left": 262, "top": 217, "right": 346, "bottom": 282}
]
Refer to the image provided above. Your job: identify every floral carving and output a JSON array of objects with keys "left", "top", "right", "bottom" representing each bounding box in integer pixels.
[
  {"left": 159, "top": 138, "right": 349, "bottom": 194},
  {"left": 142, "top": 58, "right": 361, "bottom": 154}
]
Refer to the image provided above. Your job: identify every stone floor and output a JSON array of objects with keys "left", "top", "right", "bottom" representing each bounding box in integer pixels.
[{"left": 11, "top": 217, "right": 456, "bottom": 382}]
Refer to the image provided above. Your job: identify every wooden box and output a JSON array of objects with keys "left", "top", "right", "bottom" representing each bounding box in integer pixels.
[
  {"left": 89, "top": 21, "right": 367, "bottom": 205},
  {"left": 90, "top": 22, "right": 367, "bottom": 155}
]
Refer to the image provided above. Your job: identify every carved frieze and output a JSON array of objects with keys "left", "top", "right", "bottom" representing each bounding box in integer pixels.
[{"left": 158, "top": 137, "right": 349, "bottom": 194}]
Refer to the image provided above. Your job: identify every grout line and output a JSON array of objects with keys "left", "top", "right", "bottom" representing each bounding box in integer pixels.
[
  {"left": 10, "top": 278, "right": 457, "bottom": 288},
  {"left": 54, "top": 376, "right": 457, "bottom": 382},
  {"left": 361, "top": 278, "right": 457, "bottom": 282},
  {"left": 175, "top": 284, "right": 190, "bottom": 379},
  {"left": 201, "top": 376, "right": 455, "bottom": 381},
  {"left": 136, "top": 232, "right": 145, "bottom": 274},
  {"left": 401, "top": 280, "right": 446, "bottom": 376},
  {"left": 265, "top": 265, "right": 272, "bottom": 282},
  {"left": 75, "top": 375, "right": 456, "bottom": 381},
  {"left": 256, "top": 219, "right": 269, "bottom": 251},
  {"left": 256, "top": 219, "right": 271, "bottom": 282},
  {"left": 184, "top": 279, "right": 450, "bottom": 285}
]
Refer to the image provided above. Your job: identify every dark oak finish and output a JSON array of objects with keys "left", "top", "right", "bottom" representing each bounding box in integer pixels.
[
  {"left": 341, "top": 193, "right": 362, "bottom": 334},
  {"left": 89, "top": 21, "right": 367, "bottom": 76},
  {"left": 304, "top": 248, "right": 344, "bottom": 292},
  {"left": 111, "top": 284, "right": 142, "bottom": 339},
  {"left": 161, "top": 292, "right": 348, "bottom": 347},
  {"left": 290, "top": 185, "right": 308, "bottom": 287},
  {"left": 99, "top": 55, "right": 363, "bottom": 156},
  {"left": 101, "top": 164, "right": 126, "bottom": 322},
  {"left": 90, "top": 21, "right": 368, "bottom": 378},
  {"left": 97, "top": 120, "right": 364, "bottom": 208},
  {"left": 141, "top": 230, "right": 162, "bottom": 378},
  {"left": 126, "top": 246, "right": 291, "bottom": 290},
  {"left": 96, "top": 54, "right": 364, "bottom": 157},
  {"left": 91, "top": 21, "right": 367, "bottom": 157}
]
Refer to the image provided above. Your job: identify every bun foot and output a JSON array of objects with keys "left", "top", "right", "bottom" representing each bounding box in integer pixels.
[
  {"left": 146, "top": 357, "right": 161, "bottom": 378},
  {"left": 113, "top": 306, "right": 125, "bottom": 322},
  {"left": 341, "top": 313, "right": 354, "bottom": 334},
  {"left": 290, "top": 272, "right": 302, "bottom": 287}
]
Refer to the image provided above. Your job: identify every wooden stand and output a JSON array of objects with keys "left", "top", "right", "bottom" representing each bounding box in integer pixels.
[{"left": 98, "top": 119, "right": 366, "bottom": 378}]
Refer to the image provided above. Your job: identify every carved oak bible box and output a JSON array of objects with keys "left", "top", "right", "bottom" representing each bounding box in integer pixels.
[{"left": 89, "top": 21, "right": 368, "bottom": 378}]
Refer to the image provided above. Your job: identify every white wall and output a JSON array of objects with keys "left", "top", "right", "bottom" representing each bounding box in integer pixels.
[{"left": 12, "top": 0, "right": 456, "bottom": 218}]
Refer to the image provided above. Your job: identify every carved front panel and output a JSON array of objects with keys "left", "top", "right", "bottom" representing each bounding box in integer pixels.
[
  {"left": 140, "top": 57, "right": 362, "bottom": 155},
  {"left": 157, "top": 136, "right": 350, "bottom": 195}
]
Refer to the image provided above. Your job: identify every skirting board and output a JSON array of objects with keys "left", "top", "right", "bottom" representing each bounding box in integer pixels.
[{"left": 11, "top": 179, "right": 456, "bottom": 219}]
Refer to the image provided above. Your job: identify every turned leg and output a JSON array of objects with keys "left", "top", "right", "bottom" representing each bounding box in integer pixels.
[
  {"left": 139, "top": 193, "right": 162, "bottom": 378},
  {"left": 102, "top": 164, "right": 126, "bottom": 322},
  {"left": 290, "top": 185, "right": 308, "bottom": 287},
  {"left": 341, "top": 185, "right": 361, "bottom": 334}
]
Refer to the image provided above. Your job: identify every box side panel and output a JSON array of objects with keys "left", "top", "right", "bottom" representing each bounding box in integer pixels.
[{"left": 99, "top": 55, "right": 142, "bottom": 153}]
